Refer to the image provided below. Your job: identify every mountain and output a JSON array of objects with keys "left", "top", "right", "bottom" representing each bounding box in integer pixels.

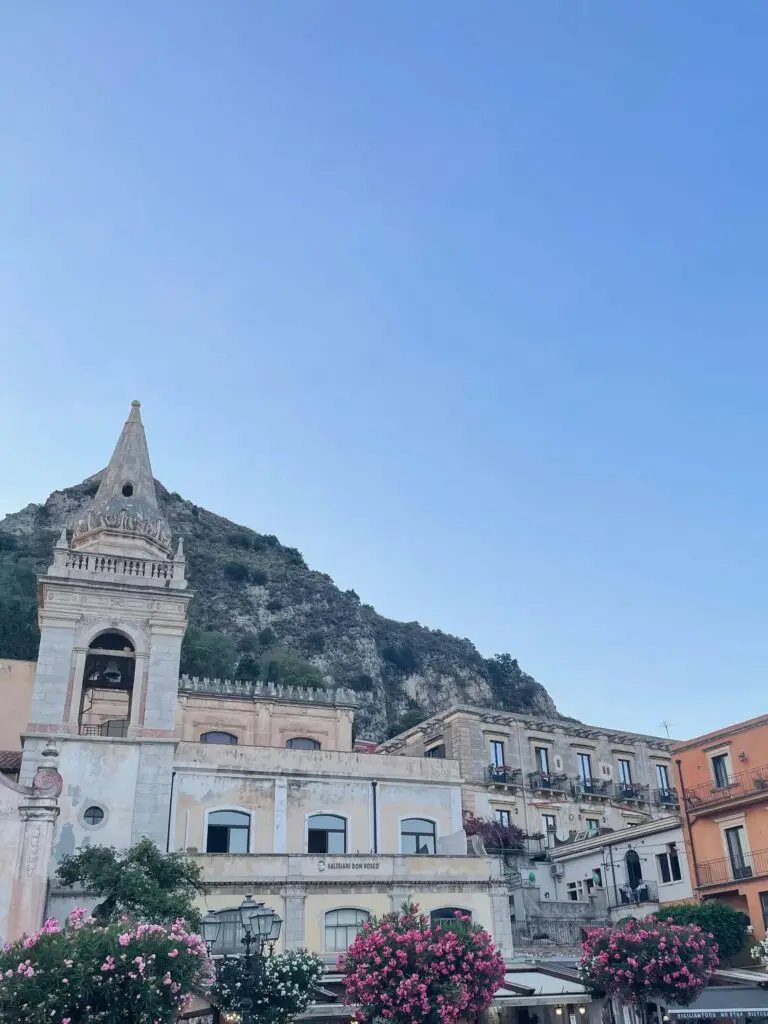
[{"left": 0, "top": 476, "right": 558, "bottom": 739}]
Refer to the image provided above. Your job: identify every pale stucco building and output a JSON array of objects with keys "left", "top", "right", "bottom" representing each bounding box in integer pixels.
[{"left": 0, "top": 402, "right": 513, "bottom": 963}]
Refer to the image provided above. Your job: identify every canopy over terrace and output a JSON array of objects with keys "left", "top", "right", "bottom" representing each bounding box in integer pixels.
[{"left": 668, "top": 986, "right": 768, "bottom": 1021}]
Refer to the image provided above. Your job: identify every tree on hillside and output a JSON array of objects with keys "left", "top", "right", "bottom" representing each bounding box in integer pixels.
[
  {"left": 56, "top": 839, "right": 207, "bottom": 928},
  {"left": 661, "top": 902, "right": 749, "bottom": 961}
]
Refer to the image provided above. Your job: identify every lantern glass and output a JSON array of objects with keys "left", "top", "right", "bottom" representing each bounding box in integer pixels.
[
  {"left": 239, "top": 896, "right": 261, "bottom": 930},
  {"left": 201, "top": 913, "right": 221, "bottom": 946},
  {"left": 250, "top": 904, "right": 277, "bottom": 938},
  {"left": 268, "top": 914, "right": 283, "bottom": 942}
]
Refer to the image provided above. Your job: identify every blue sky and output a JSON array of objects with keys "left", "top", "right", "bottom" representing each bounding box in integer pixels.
[{"left": 2, "top": 3, "right": 767, "bottom": 740}]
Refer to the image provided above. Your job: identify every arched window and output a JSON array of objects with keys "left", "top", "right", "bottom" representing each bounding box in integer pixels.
[
  {"left": 430, "top": 907, "right": 472, "bottom": 926},
  {"left": 307, "top": 813, "right": 347, "bottom": 854},
  {"left": 201, "top": 731, "right": 238, "bottom": 745},
  {"left": 206, "top": 810, "right": 250, "bottom": 853},
  {"left": 286, "top": 737, "right": 321, "bottom": 750},
  {"left": 400, "top": 818, "right": 437, "bottom": 854},
  {"left": 324, "top": 909, "right": 370, "bottom": 952},
  {"left": 79, "top": 631, "right": 136, "bottom": 737},
  {"left": 625, "top": 849, "right": 643, "bottom": 889}
]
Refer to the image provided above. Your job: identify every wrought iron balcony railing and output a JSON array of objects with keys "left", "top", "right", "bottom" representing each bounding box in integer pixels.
[
  {"left": 511, "top": 919, "right": 605, "bottom": 949},
  {"left": 653, "top": 787, "right": 679, "bottom": 807},
  {"left": 570, "top": 778, "right": 612, "bottom": 799},
  {"left": 528, "top": 771, "right": 570, "bottom": 792},
  {"left": 683, "top": 764, "right": 768, "bottom": 810},
  {"left": 487, "top": 765, "right": 523, "bottom": 785},
  {"left": 696, "top": 848, "right": 768, "bottom": 886},
  {"left": 612, "top": 782, "right": 650, "bottom": 803},
  {"left": 605, "top": 879, "right": 659, "bottom": 908}
]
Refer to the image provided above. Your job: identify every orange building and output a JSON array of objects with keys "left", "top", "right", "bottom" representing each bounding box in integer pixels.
[{"left": 673, "top": 714, "right": 768, "bottom": 938}]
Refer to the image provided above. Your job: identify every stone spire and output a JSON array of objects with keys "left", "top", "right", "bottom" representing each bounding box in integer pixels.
[{"left": 71, "top": 401, "right": 172, "bottom": 558}]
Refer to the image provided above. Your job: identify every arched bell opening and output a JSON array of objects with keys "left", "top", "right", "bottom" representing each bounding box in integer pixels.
[{"left": 78, "top": 631, "right": 136, "bottom": 738}]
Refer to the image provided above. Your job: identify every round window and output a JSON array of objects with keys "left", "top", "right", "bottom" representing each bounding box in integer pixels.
[
  {"left": 121, "top": 482, "right": 134, "bottom": 497},
  {"left": 83, "top": 806, "right": 105, "bottom": 826}
]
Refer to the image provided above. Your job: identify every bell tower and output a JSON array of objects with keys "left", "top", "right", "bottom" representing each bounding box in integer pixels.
[{"left": 21, "top": 402, "right": 192, "bottom": 851}]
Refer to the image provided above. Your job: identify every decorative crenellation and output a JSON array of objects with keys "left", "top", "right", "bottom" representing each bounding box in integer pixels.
[{"left": 178, "top": 674, "right": 359, "bottom": 707}]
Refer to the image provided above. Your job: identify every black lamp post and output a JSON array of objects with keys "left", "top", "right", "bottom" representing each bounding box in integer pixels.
[{"left": 204, "top": 896, "right": 282, "bottom": 1024}]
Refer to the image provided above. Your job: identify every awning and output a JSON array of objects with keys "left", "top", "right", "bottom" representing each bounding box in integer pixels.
[{"left": 669, "top": 987, "right": 768, "bottom": 1019}]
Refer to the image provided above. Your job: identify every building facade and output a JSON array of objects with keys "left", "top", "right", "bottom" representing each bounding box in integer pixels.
[
  {"left": 0, "top": 402, "right": 512, "bottom": 958},
  {"left": 674, "top": 715, "right": 768, "bottom": 939},
  {"left": 380, "top": 706, "right": 680, "bottom": 845}
]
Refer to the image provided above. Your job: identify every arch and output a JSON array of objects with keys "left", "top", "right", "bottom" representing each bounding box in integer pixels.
[
  {"left": 400, "top": 816, "right": 438, "bottom": 855},
  {"left": 78, "top": 618, "right": 143, "bottom": 652},
  {"left": 307, "top": 812, "right": 347, "bottom": 854},
  {"left": 286, "top": 737, "right": 321, "bottom": 750},
  {"left": 205, "top": 808, "right": 252, "bottom": 854},
  {"left": 625, "top": 848, "right": 643, "bottom": 889},
  {"left": 88, "top": 630, "right": 135, "bottom": 653},
  {"left": 201, "top": 731, "right": 238, "bottom": 745},
  {"left": 324, "top": 908, "right": 370, "bottom": 952},
  {"left": 430, "top": 907, "right": 473, "bottom": 926}
]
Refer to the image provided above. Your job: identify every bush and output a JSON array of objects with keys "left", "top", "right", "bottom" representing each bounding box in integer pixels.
[
  {"left": 349, "top": 673, "right": 374, "bottom": 692},
  {"left": 223, "top": 559, "right": 251, "bottom": 582},
  {"left": 250, "top": 567, "right": 269, "bottom": 586},
  {"left": 0, "top": 533, "right": 18, "bottom": 551},
  {"left": 463, "top": 812, "right": 529, "bottom": 852},
  {"left": 304, "top": 629, "right": 325, "bottom": 654},
  {"left": 258, "top": 626, "right": 277, "bottom": 648},
  {"left": 386, "top": 709, "right": 426, "bottom": 738},
  {"left": 266, "top": 597, "right": 283, "bottom": 612},
  {"left": 236, "top": 653, "right": 261, "bottom": 681},
  {"left": 661, "top": 902, "right": 749, "bottom": 960},
  {"left": 381, "top": 644, "right": 420, "bottom": 675},
  {"left": 180, "top": 627, "right": 237, "bottom": 679},
  {"left": 227, "top": 531, "right": 252, "bottom": 549},
  {"left": 339, "top": 902, "right": 505, "bottom": 1024},
  {"left": 579, "top": 916, "right": 719, "bottom": 1009},
  {"left": 284, "top": 547, "right": 306, "bottom": 569},
  {"left": 0, "top": 909, "right": 214, "bottom": 1024},
  {"left": 212, "top": 948, "right": 323, "bottom": 1023},
  {"left": 260, "top": 647, "right": 325, "bottom": 689}
]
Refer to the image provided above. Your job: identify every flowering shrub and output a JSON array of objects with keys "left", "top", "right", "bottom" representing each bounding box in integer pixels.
[
  {"left": 212, "top": 948, "right": 323, "bottom": 1023},
  {"left": 0, "top": 908, "right": 214, "bottom": 1023},
  {"left": 462, "top": 812, "right": 541, "bottom": 852},
  {"left": 579, "top": 916, "right": 719, "bottom": 1009},
  {"left": 338, "top": 902, "right": 505, "bottom": 1024},
  {"left": 750, "top": 937, "right": 768, "bottom": 963}
]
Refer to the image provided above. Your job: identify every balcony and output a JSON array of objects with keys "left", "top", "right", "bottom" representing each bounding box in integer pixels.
[
  {"left": 683, "top": 765, "right": 768, "bottom": 813},
  {"left": 79, "top": 718, "right": 129, "bottom": 738},
  {"left": 612, "top": 782, "right": 650, "bottom": 804},
  {"left": 570, "top": 778, "right": 612, "bottom": 800},
  {"left": 653, "top": 787, "right": 680, "bottom": 808},
  {"left": 529, "top": 771, "right": 570, "bottom": 794},
  {"left": 696, "top": 848, "right": 768, "bottom": 887},
  {"left": 606, "top": 880, "right": 659, "bottom": 909},
  {"left": 511, "top": 919, "right": 604, "bottom": 950},
  {"left": 488, "top": 765, "right": 523, "bottom": 787}
]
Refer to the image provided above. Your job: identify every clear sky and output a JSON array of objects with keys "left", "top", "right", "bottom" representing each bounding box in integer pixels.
[{"left": 2, "top": 3, "right": 767, "bottom": 741}]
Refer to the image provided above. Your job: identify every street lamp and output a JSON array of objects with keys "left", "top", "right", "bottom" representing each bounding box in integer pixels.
[
  {"left": 205, "top": 896, "right": 282, "bottom": 1024},
  {"left": 201, "top": 911, "right": 222, "bottom": 953}
]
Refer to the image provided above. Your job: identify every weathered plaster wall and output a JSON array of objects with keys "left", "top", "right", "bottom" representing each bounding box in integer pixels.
[{"left": 0, "top": 659, "right": 35, "bottom": 753}]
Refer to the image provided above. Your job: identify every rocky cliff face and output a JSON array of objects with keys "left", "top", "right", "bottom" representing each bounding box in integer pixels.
[{"left": 0, "top": 476, "right": 558, "bottom": 739}]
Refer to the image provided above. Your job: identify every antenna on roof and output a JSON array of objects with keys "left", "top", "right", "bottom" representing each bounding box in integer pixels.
[{"left": 660, "top": 721, "right": 672, "bottom": 738}]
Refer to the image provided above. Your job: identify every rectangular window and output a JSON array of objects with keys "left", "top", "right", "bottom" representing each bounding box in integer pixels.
[
  {"left": 425, "top": 744, "right": 446, "bottom": 759},
  {"left": 490, "top": 740, "right": 505, "bottom": 768},
  {"left": 656, "top": 763, "right": 670, "bottom": 792},
  {"left": 618, "top": 759, "right": 632, "bottom": 785},
  {"left": 760, "top": 892, "right": 768, "bottom": 931},
  {"left": 535, "top": 746, "right": 550, "bottom": 773},
  {"left": 585, "top": 817, "right": 600, "bottom": 834},
  {"left": 566, "top": 880, "right": 584, "bottom": 902},
  {"left": 542, "top": 813, "right": 557, "bottom": 847},
  {"left": 495, "top": 809, "right": 511, "bottom": 827},
  {"left": 657, "top": 843, "right": 682, "bottom": 884},
  {"left": 578, "top": 752, "right": 593, "bottom": 783},
  {"left": 712, "top": 754, "right": 730, "bottom": 789},
  {"left": 725, "top": 826, "right": 751, "bottom": 879}
]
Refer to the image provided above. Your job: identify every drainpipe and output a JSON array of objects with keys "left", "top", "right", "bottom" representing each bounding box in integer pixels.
[
  {"left": 515, "top": 721, "right": 531, "bottom": 836},
  {"left": 166, "top": 770, "right": 177, "bottom": 852},
  {"left": 676, "top": 758, "right": 699, "bottom": 887},
  {"left": 371, "top": 781, "right": 379, "bottom": 854}
]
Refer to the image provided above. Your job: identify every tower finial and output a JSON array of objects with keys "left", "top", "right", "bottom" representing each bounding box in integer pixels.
[{"left": 71, "top": 402, "right": 172, "bottom": 557}]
